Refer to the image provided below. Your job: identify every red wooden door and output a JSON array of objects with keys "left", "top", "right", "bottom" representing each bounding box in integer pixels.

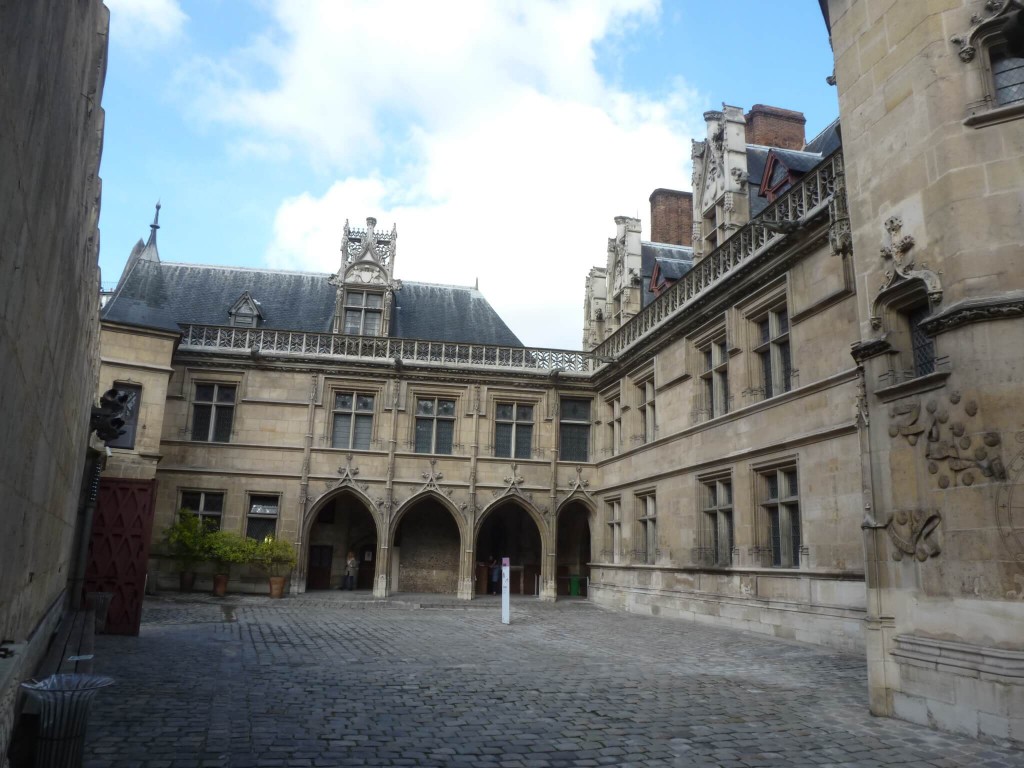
[
  {"left": 84, "top": 479, "right": 156, "bottom": 636},
  {"left": 308, "top": 545, "right": 333, "bottom": 589}
]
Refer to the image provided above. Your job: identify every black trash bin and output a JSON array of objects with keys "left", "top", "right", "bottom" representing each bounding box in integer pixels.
[{"left": 20, "top": 673, "right": 114, "bottom": 768}]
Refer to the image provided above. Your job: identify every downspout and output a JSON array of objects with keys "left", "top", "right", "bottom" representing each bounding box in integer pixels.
[
  {"left": 378, "top": 367, "right": 402, "bottom": 597},
  {"left": 462, "top": 384, "right": 481, "bottom": 600},
  {"left": 294, "top": 373, "right": 319, "bottom": 594},
  {"left": 69, "top": 450, "right": 104, "bottom": 609}
]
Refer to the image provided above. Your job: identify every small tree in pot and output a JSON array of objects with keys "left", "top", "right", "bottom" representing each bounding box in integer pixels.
[
  {"left": 205, "top": 531, "right": 248, "bottom": 597},
  {"left": 251, "top": 536, "right": 297, "bottom": 598},
  {"left": 164, "top": 513, "right": 207, "bottom": 592}
]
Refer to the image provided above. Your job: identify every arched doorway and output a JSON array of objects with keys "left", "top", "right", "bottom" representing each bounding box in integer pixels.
[
  {"left": 392, "top": 496, "right": 461, "bottom": 594},
  {"left": 306, "top": 490, "right": 377, "bottom": 590},
  {"left": 556, "top": 501, "right": 592, "bottom": 597},
  {"left": 476, "top": 501, "right": 543, "bottom": 596}
]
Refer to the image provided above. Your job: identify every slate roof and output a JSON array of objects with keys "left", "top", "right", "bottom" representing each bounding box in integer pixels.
[
  {"left": 641, "top": 243, "right": 693, "bottom": 307},
  {"left": 803, "top": 118, "right": 841, "bottom": 155},
  {"left": 744, "top": 118, "right": 841, "bottom": 216},
  {"left": 102, "top": 260, "right": 523, "bottom": 346}
]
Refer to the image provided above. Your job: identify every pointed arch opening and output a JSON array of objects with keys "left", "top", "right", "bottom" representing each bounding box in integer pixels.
[
  {"left": 392, "top": 494, "right": 462, "bottom": 595},
  {"left": 556, "top": 500, "right": 593, "bottom": 598},
  {"left": 306, "top": 489, "right": 378, "bottom": 591},
  {"left": 475, "top": 500, "right": 543, "bottom": 596}
]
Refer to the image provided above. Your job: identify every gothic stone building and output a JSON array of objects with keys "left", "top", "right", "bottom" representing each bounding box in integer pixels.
[{"left": 94, "top": 0, "right": 1024, "bottom": 744}]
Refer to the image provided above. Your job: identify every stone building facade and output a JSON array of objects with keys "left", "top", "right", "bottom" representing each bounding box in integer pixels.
[
  {"left": 0, "top": 1, "right": 109, "bottom": 762},
  {"left": 826, "top": 0, "right": 1024, "bottom": 744}
]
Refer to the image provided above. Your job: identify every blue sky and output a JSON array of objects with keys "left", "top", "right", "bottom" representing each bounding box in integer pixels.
[{"left": 100, "top": 1, "right": 838, "bottom": 349}]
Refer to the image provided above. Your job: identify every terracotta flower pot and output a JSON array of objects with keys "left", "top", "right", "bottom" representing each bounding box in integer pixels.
[
  {"left": 179, "top": 571, "right": 196, "bottom": 592},
  {"left": 268, "top": 575, "right": 286, "bottom": 598},
  {"left": 212, "top": 573, "right": 229, "bottom": 597}
]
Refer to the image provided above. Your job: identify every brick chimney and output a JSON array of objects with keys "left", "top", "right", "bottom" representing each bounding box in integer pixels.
[
  {"left": 744, "top": 104, "right": 806, "bottom": 150},
  {"left": 648, "top": 189, "right": 693, "bottom": 247}
]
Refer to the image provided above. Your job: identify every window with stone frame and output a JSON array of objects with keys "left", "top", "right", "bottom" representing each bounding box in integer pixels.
[
  {"left": 414, "top": 397, "right": 456, "bottom": 454},
  {"left": 756, "top": 464, "right": 801, "bottom": 568},
  {"left": 876, "top": 280, "right": 941, "bottom": 387},
  {"left": 751, "top": 304, "right": 792, "bottom": 399},
  {"left": 959, "top": 8, "right": 1024, "bottom": 126},
  {"left": 107, "top": 382, "right": 142, "bottom": 450},
  {"left": 332, "top": 392, "right": 375, "bottom": 450},
  {"left": 342, "top": 290, "right": 384, "bottom": 335},
  {"left": 559, "top": 398, "right": 591, "bottom": 462},
  {"left": 637, "top": 378, "right": 656, "bottom": 444},
  {"left": 635, "top": 493, "right": 657, "bottom": 565},
  {"left": 191, "top": 383, "right": 235, "bottom": 442},
  {"left": 605, "top": 395, "right": 622, "bottom": 457},
  {"left": 699, "top": 475, "right": 734, "bottom": 567},
  {"left": 246, "top": 494, "right": 279, "bottom": 540},
  {"left": 494, "top": 402, "right": 533, "bottom": 459},
  {"left": 180, "top": 490, "right": 224, "bottom": 532},
  {"left": 697, "top": 335, "right": 729, "bottom": 420},
  {"left": 605, "top": 497, "right": 622, "bottom": 564}
]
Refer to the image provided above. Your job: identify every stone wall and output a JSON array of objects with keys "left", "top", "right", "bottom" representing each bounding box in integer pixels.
[
  {"left": 0, "top": 0, "right": 109, "bottom": 762},
  {"left": 396, "top": 503, "right": 461, "bottom": 593}
]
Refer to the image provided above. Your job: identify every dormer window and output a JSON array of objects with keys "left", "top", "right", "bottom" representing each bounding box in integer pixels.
[
  {"left": 229, "top": 292, "right": 263, "bottom": 328},
  {"left": 343, "top": 290, "right": 383, "bottom": 335}
]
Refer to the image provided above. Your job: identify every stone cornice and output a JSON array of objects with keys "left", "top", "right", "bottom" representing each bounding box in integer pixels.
[
  {"left": 850, "top": 337, "right": 892, "bottom": 364},
  {"left": 918, "top": 292, "right": 1024, "bottom": 335}
]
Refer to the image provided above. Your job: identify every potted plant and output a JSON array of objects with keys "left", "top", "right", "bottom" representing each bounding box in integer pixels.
[
  {"left": 164, "top": 513, "right": 207, "bottom": 592},
  {"left": 205, "top": 530, "right": 248, "bottom": 597},
  {"left": 251, "top": 536, "right": 297, "bottom": 598}
]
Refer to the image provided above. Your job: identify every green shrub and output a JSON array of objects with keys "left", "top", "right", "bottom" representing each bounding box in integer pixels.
[
  {"left": 251, "top": 536, "right": 297, "bottom": 577},
  {"left": 164, "top": 513, "right": 208, "bottom": 571}
]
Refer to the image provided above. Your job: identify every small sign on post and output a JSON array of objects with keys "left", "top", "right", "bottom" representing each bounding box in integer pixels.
[{"left": 501, "top": 557, "right": 510, "bottom": 625}]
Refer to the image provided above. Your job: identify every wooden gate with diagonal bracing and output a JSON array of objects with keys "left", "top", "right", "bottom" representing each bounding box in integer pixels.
[{"left": 84, "top": 478, "right": 157, "bottom": 635}]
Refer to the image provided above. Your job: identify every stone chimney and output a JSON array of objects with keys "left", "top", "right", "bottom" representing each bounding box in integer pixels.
[
  {"left": 744, "top": 104, "right": 806, "bottom": 150},
  {"left": 649, "top": 189, "right": 693, "bottom": 247}
]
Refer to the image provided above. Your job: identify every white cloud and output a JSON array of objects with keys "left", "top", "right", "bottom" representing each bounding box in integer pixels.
[
  {"left": 191, "top": 0, "right": 702, "bottom": 349},
  {"left": 106, "top": 0, "right": 188, "bottom": 46}
]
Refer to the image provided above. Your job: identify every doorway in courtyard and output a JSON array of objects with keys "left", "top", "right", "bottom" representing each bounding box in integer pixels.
[
  {"left": 476, "top": 501, "right": 542, "bottom": 596},
  {"left": 393, "top": 496, "right": 460, "bottom": 594},
  {"left": 556, "top": 502, "right": 591, "bottom": 597},
  {"left": 307, "top": 491, "right": 377, "bottom": 590}
]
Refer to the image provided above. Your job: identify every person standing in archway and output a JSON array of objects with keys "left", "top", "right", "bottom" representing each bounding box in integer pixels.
[
  {"left": 344, "top": 551, "right": 358, "bottom": 591},
  {"left": 488, "top": 557, "right": 501, "bottom": 595}
]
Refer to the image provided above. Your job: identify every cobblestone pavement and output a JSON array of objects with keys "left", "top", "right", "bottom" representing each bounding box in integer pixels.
[{"left": 82, "top": 593, "right": 1024, "bottom": 768}]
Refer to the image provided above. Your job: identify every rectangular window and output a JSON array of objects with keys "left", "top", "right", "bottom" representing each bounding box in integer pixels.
[
  {"left": 606, "top": 397, "right": 622, "bottom": 456},
  {"left": 907, "top": 305, "right": 936, "bottom": 377},
  {"left": 701, "top": 477, "right": 733, "bottom": 566},
  {"left": 415, "top": 397, "right": 456, "bottom": 454},
  {"left": 343, "top": 290, "right": 384, "bottom": 336},
  {"left": 638, "top": 380, "right": 656, "bottom": 444},
  {"left": 246, "top": 494, "right": 279, "bottom": 540},
  {"left": 332, "top": 392, "right": 375, "bottom": 450},
  {"left": 752, "top": 306, "right": 791, "bottom": 399},
  {"left": 180, "top": 490, "right": 224, "bottom": 532},
  {"left": 559, "top": 398, "right": 591, "bottom": 462},
  {"left": 107, "top": 383, "right": 142, "bottom": 450},
  {"left": 635, "top": 494, "right": 657, "bottom": 564},
  {"left": 759, "top": 465, "right": 801, "bottom": 568},
  {"left": 494, "top": 402, "right": 533, "bottom": 459},
  {"left": 698, "top": 337, "right": 729, "bottom": 419},
  {"left": 606, "top": 499, "right": 622, "bottom": 564},
  {"left": 191, "top": 383, "right": 235, "bottom": 442}
]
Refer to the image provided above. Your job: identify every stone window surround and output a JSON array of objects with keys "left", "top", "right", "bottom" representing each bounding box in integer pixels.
[
  {"left": 410, "top": 390, "right": 461, "bottom": 455},
  {"left": 341, "top": 288, "right": 385, "bottom": 336},
  {"left": 873, "top": 278, "right": 942, "bottom": 388},
  {"left": 492, "top": 400, "right": 535, "bottom": 460},
  {"left": 245, "top": 492, "right": 280, "bottom": 540},
  {"left": 961, "top": 23, "right": 1024, "bottom": 127},
  {"left": 189, "top": 381, "right": 238, "bottom": 443},
  {"left": 604, "top": 495, "right": 623, "bottom": 564},
  {"left": 692, "top": 320, "right": 730, "bottom": 422},
  {"left": 751, "top": 456, "right": 803, "bottom": 569},
  {"left": 181, "top": 369, "right": 244, "bottom": 442},
  {"left": 330, "top": 390, "right": 377, "bottom": 451},
  {"left": 633, "top": 489, "right": 657, "bottom": 565},
  {"left": 698, "top": 470, "right": 734, "bottom": 568},
  {"left": 741, "top": 283, "right": 793, "bottom": 402},
  {"left": 604, "top": 392, "right": 623, "bottom": 458},
  {"left": 630, "top": 361, "right": 656, "bottom": 446},
  {"left": 321, "top": 379, "right": 386, "bottom": 449},
  {"left": 558, "top": 396, "right": 593, "bottom": 463},
  {"left": 179, "top": 488, "right": 225, "bottom": 532}
]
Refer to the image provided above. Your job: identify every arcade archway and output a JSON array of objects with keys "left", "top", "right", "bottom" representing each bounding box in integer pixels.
[
  {"left": 392, "top": 496, "right": 461, "bottom": 594},
  {"left": 556, "top": 501, "right": 592, "bottom": 597},
  {"left": 475, "top": 500, "right": 543, "bottom": 596},
  {"left": 306, "top": 490, "right": 378, "bottom": 590}
]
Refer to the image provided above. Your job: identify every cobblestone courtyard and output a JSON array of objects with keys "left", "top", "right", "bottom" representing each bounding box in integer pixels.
[{"left": 82, "top": 594, "right": 1024, "bottom": 768}]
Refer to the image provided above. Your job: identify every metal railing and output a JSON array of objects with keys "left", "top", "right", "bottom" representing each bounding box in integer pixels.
[
  {"left": 178, "top": 325, "right": 596, "bottom": 373},
  {"left": 593, "top": 150, "right": 843, "bottom": 361}
]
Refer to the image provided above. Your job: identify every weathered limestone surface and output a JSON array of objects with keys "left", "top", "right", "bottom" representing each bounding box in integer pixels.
[
  {"left": 0, "top": 0, "right": 109, "bottom": 762},
  {"left": 829, "top": 0, "right": 1024, "bottom": 743}
]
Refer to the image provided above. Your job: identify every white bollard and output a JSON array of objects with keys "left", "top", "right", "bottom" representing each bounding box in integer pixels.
[{"left": 501, "top": 557, "right": 510, "bottom": 624}]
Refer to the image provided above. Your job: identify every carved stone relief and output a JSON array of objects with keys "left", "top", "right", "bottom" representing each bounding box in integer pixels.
[
  {"left": 995, "top": 433, "right": 1024, "bottom": 565},
  {"left": 870, "top": 216, "right": 942, "bottom": 329},
  {"left": 887, "top": 508, "right": 942, "bottom": 561},
  {"left": 889, "top": 391, "right": 1006, "bottom": 490}
]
